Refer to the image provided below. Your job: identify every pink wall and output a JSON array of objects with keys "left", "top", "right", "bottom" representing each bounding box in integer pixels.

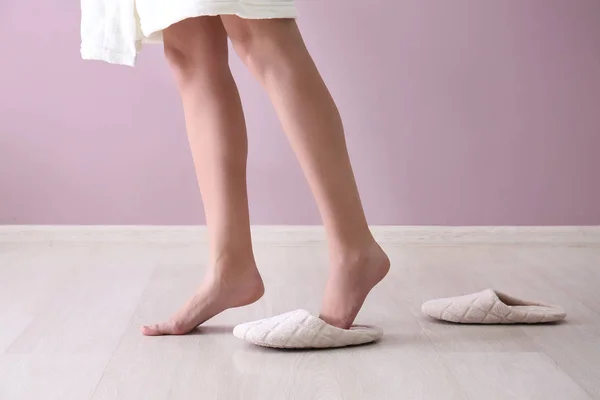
[{"left": 1, "top": 1, "right": 600, "bottom": 225}]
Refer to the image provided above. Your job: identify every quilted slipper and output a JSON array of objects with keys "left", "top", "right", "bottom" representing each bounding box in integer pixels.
[
  {"left": 233, "top": 309, "right": 383, "bottom": 349},
  {"left": 421, "top": 289, "right": 566, "bottom": 324}
]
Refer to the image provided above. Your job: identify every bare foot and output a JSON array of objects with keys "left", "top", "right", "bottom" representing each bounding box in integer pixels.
[
  {"left": 141, "top": 264, "right": 264, "bottom": 336},
  {"left": 319, "top": 243, "right": 390, "bottom": 329}
]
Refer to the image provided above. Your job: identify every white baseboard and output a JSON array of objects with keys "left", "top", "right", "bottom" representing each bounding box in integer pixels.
[{"left": 1, "top": 225, "right": 599, "bottom": 246}]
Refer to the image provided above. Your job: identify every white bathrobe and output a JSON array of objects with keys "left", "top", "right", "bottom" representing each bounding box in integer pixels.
[{"left": 81, "top": 0, "right": 297, "bottom": 67}]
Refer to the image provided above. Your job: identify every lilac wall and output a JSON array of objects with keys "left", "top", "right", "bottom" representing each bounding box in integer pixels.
[{"left": 1, "top": 1, "right": 600, "bottom": 225}]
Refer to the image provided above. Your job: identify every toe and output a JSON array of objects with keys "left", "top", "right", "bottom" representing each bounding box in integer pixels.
[
  {"left": 141, "top": 323, "right": 166, "bottom": 336},
  {"left": 141, "top": 321, "right": 195, "bottom": 336}
]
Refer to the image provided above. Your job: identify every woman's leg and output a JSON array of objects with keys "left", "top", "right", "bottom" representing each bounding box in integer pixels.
[
  {"left": 141, "top": 16, "right": 264, "bottom": 336},
  {"left": 221, "top": 16, "right": 390, "bottom": 329}
]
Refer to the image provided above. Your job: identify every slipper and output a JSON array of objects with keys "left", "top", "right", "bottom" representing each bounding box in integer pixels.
[
  {"left": 421, "top": 289, "right": 567, "bottom": 324},
  {"left": 233, "top": 309, "right": 383, "bottom": 349}
]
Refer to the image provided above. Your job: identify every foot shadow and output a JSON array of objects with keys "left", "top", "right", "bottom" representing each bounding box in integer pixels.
[{"left": 187, "top": 325, "right": 235, "bottom": 335}]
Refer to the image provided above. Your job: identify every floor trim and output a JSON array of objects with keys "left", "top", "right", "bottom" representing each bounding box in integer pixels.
[{"left": 1, "top": 225, "right": 599, "bottom": 246}]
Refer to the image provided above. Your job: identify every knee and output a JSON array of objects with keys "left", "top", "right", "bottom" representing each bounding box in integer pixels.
[
  {"left": 163, "top": 19, "right": 228, "bottom": 86},
  {"left": 223, "top": 20, "right": 255, "bottom": 62},
  {"left": 223, "top": 17, "right": 295, "bottom": 78},
  {"left": 163, "top": 43, "right": 194, "bottom": 79},
  {"left": 163, "top": 40, "right": 227, "bottom": 86}
]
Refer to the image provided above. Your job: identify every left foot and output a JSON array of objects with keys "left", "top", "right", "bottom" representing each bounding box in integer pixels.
[
  {"left": 319, "top": 242, "right": 390, "bottom": 329},
  {"left": 141, "top": 262, "right": 264, "bottom": 336}
]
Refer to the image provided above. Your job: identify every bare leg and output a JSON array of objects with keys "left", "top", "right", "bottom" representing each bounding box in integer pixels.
[
  {"left": 141, "top": 17, "right": 264, "bottom": 336},
  {"left": 222, "top": 17, "right": 390, "bottom": 329}
]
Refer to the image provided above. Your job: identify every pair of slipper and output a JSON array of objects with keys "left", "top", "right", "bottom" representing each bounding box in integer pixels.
[{"left": 233, "top": 289, "right": 567, "bottom": 349}]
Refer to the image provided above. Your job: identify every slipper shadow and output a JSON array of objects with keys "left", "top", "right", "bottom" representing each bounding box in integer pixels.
[{"left": 422, "top": 316, "right": 568, "bottom": 327}]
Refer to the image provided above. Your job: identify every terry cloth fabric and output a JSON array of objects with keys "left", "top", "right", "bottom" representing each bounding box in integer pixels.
[
  {"left": 421, "top": 289, "right": 567, "bottom": 324},
  {"left": 81, "top": 0, "right": 297, "bottom": 66},
  {"left": 233, "top": 309, "right": 383, "bottom": 349}
]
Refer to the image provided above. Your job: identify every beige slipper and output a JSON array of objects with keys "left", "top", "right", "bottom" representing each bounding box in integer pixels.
[
  {"left": 233, "top": 309, "right": 383, "bottom": 349},
  {"left": 422, "top": 289, "right": 567, "bottom": 324}
]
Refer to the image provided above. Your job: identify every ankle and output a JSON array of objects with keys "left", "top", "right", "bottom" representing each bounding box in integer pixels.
[
  {"left": 329, "top": 240, "right": 388, "bottom": 269},
  {"left": 328, "top": 233, "right": 374, "bottom": 257},
  {"left": 211, "top": 251, "right": 257, "bottom": 274}
]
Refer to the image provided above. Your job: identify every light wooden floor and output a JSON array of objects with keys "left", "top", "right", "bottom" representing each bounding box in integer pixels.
[{"left": 1, "top": 239, "right": 599, "bottom": 400}]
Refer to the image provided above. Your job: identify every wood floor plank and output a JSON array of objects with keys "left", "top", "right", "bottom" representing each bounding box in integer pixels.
[
  {"left": 509, "top": 247, "right": 600, "bottom": 399},
  {"left": 227, "top": 335, "right": 467, "bottom": 400},
  {"left": 0, "top": 245, "right": 35, "bottom": 354},
  {"left": 1, "top": 239, "right": 599, "bottom": 399},
  {"left": 442, "top": 352, "right": 593, "bottom": 400},
  {"left": 92, "top": 245, "right": 467, "bottom": 400},
  {"left": 387, "top": 246, "right": 538, "bottom": 353},
  {"left": 432, "top": 245, "right": 600, "bottom": 399},
  {"left": 5, "top": 244, "right": 154, "bottom": 355},
  {"left": 514, "top": 247, "right": 600, "bottom": 316},
  {"left": 0, "top": 354, "right": 111, "bottom": 400},
  {"left": 0, "top": 312, "right": 32, "bottom": 355},
  {"left": 0, "top": 244, "right": 84, "bottom": 354}
]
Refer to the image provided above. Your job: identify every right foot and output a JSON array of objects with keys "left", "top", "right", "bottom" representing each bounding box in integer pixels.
[
  {"left": 141, "top": 263, "right": 264, "bottom": 336},
  {"left": 319, "top": 243, "right": 390, "bottom": 330}
]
